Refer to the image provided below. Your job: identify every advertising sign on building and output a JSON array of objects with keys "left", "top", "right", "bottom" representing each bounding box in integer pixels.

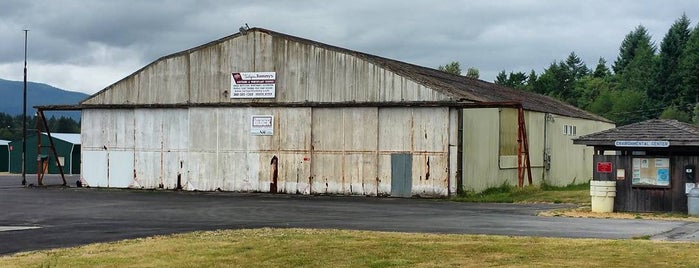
[
  {"left": 231, "top": 72, "right": 276, "bottom": 98},
  {"left": 251, "top": 115, "right": 274, "bottom": 136}
]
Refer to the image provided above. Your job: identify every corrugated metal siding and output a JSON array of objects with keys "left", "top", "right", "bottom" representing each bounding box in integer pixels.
[
  {"left": 462, "top": 108, "right": 502, "bottom": 191},
  {"left": 82, "top": 31, "right": 451, "bottom": 106},
  {"left": 81, "top": 107, "right": 452, "bottom": 196},
  {"left": 545, "top": 115, "right": 616, "bottom": 186},
  {"left": 461, "top": 108, "right": 615, "bottom": 193}
]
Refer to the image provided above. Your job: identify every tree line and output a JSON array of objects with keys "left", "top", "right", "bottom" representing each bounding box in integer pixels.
[
  {"left": 442, "top": 14, "right": 699, "bottom": 126},
  {"left": 0, "top": 112, "right": 80, "bottom": 141}
]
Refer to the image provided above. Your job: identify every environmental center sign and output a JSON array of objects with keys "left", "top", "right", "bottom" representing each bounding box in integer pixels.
[{"left": 231, "top": 72, "right": 276, "bottom": 98}]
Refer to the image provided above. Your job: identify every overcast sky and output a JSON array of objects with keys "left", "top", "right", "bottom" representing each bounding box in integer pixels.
[{"left": 0, "top": 1, "right": 697, "bottom": 95}]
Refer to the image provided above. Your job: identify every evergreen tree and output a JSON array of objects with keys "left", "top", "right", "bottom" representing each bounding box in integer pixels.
[
  {"left": 576, "top": 76, "right": 613, "bottom": 111},
  {"left": 525, "top": 70, "right": 538, "bottom": 92},
  {"left": 613, "top": 25, "right": 656, "bottom": 75},
  {"left": 507, "top": 72, "right": 528, "bottom": 90},
  {"left": 619, "top": 44, "right": 656, "bottom": 93},
  {"left": 564, "top": 52, "right": 590, "bottom": 80},
  {"left": 678, "top": 25, "right": 699, "bottom": 111},
  {"left": 540, "top": 60, "right": 579, "bottom": 105},
  {"left": 652, "top": 15, "right": 691, "bottom": 107},
  {"left": 495, "top": 70, "right": 508, "bottom": 84},
  {"left": 592, "top": 58, "right": 612, "bottom": 78},
  {"left": 495, "top": 71, "right": 527, "bottom": 90}
]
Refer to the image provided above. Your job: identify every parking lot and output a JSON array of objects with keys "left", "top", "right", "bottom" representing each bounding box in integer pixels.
[{"left": 0, "top": 174, "right": 694, "bottom": 255}]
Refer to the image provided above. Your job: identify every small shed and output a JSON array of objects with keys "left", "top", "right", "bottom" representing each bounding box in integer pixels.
[
  {"left": 574, "top": 119, "right": 699, "bottom": 212},
  {"left": 9, "top": 133, "right": 81, "bottom": 175},
  {"left": 0, "top": 140, "right": 9, "bottom": 172}
]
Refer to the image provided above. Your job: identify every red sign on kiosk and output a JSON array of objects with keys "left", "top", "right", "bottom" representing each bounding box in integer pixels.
[{"left": 597, "top": 162, "right": 613, "bottom": 173}]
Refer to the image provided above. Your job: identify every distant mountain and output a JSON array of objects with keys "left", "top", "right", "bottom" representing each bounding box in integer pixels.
[{"left": 0, "top": 78, "right": 88, "bottom": 120}]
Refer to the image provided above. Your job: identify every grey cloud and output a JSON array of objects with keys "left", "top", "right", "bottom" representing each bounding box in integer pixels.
[{"left": 0, "top": 0, "right": 698, "bottom": 90}]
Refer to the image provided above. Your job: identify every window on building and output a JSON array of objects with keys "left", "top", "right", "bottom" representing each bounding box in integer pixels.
[
  {"left": 632, "top": 157, "right": 670, "bottom": 187},
  {"left": 563, "top": 125, "right": 577, "bottom": 136},
  {"left": 499, "top": 108, "right": 518, "bottom": 156}
]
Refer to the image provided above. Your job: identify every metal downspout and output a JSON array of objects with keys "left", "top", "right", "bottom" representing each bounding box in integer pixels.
[{"left": 456, "top": 108, "right": 463, "bottom": 195}]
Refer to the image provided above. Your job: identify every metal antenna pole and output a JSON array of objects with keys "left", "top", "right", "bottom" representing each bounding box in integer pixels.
[{"left": 21, "top": 29, "right": 28, "bottom": 186}]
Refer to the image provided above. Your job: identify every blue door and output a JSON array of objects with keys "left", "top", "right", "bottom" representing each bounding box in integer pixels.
[{"left": 391, "top": 153, "right": 412, "bottom": 197}]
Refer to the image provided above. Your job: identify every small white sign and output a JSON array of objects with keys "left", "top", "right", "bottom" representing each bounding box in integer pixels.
[
  {"left": 686, "top": 183, "right": 696, "bottom": 194},
  {"left": 231, "top": 72, "right": 276, "bottom": 98},
  {"left": 614, "top": 140, "right": 670, "bottom": 147},
  {"left": 251, "top": 115, "right": 274, "bottom": 136}
]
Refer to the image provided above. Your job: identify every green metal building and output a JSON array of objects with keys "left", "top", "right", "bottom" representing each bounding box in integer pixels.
[
  {"left": 0, "top": 140, "right": 9, "bottom": 172},
  {"left": 9, "top": 133, "right": 81, "bottom": 174}
]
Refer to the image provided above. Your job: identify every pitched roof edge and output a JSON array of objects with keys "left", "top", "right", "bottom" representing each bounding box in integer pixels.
[{"left": 80, "top": 27, "right": 613, "bottom": 123}]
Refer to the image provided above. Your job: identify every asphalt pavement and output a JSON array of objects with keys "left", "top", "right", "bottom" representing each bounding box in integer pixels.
[{"left": 0, "top": 174, "right": 694, "bottom": 255}]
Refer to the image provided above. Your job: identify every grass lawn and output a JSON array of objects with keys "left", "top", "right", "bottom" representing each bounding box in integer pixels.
[
  {"left": 451, "top": 182, "right": 591, "bottom": 205},
  {"left": 453, "top": 182, "right": 699, "bottom": 221},
  {"left": 1, "top": 228, "right": 698, "bottom": 267}
]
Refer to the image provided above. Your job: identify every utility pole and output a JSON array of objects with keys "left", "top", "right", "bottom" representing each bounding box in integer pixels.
[{"left": 22, "top": 29, "right": 28, "bottom": 186}]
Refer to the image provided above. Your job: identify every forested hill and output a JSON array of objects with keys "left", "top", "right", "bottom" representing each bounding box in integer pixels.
[
  {"left": 475, "top": 14, "right": 699, "bottom": 126},
  {"left": 0, "top": 78, "right": 88, "bottom": 119}
]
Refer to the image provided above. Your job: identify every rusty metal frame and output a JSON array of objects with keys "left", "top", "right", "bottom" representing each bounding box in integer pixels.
[
  {"left": 517, "top": 106, "right": 533, "bottom": 187},
  {"left": 36, "top": 109, "right": 67, "bottom": 186}
]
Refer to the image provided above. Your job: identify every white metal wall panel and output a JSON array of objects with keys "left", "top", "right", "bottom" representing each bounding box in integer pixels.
[
  {"left": 161, "top": 152, "right": 187, "bottom": 189},
  {"left": 108, "top": 151, "right": 134, "bottom": 188},
  {"left": 312, "top": 108, "right": 380, "bottom": 195},
  {"left": 378, "top": 108, "right": 412, "bottom": 152},
  {"left": 82, "top": 150, "right": 108, "bottom": 187},
  {"left": 245, "top": 152, "right": 265, "bottom": 192},
  {"left": 219, "top": 152, "right": 251, "bottom": 191},
  {"left": 411, "top": 154, "right": 449, "bottom": 196},
  {"left": 274, "top": 40, "right": 308, "bottom": 102},
  {"left": 186, "top": 152, "right": 218, "bottom": 191},
  {"left": 81, "top": 110, "right": 106, "bottom": 148},
  {"left": 217, "top": 108, "right": 250, "bottom": 151},
  {"left": 82, "top": 110, "right": 136, "bottom": 188},
  {"left": 134, "top": 151, "right": 159, "bottom": 188},
  {"left": 377, "top": 155, "right": 392, "bottom": 195},
  {"left": 343, "top": 108, "right": 378, "bottom": 151},
  {"left": 412, "top": 107, "right": 449, "bottom": 152},
  {"left": 312, "top": 109, "right": 343, "bottom": 151},
  {"left": 131, "top": 109, "right": 189, "bottom": 189},
  {"left": 189, "top": 45, "right": 223, "bottom": 104},
  {"left": 311, "top": 154, "right": 343, "bottom": 194},
  {"left": 344, "top": 153, "right": 378, "bottom": 195},
  {"left": 279, "top": 108, "right": 312, "bottom": 151},
  {"left": 278, "top": 153, "right": 311, "bottom": 194},
  {"left": 189, "top": 108, "right": 219, "bottom": 151}
]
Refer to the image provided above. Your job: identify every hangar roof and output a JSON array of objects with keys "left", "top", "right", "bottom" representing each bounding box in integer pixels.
[
  {"left": 73, "top": 27, "right": 609, "bottom": 123},
  {"left": 574, "top": 119, "right": 699, "bottom": 146},
  {"left": 251, "top": 29, "right": 608, "bottom": 122}
]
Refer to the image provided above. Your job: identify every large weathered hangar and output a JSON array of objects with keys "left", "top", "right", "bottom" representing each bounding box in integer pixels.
[{"left": 71, "top": 28, "right": 614, "bottom": 196}]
